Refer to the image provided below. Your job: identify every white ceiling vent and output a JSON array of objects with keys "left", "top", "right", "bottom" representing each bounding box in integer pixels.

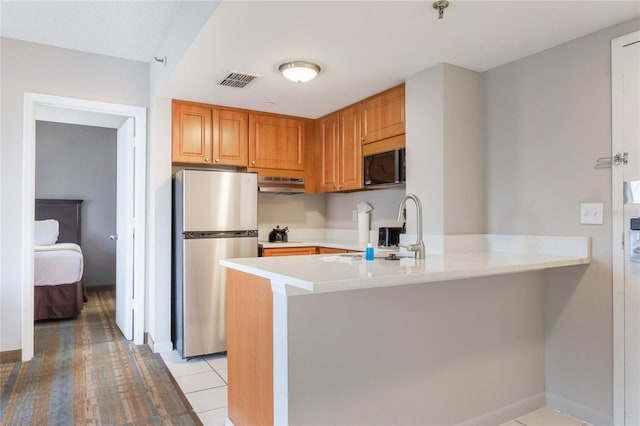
[{"left": 218, "top": 71, "right": 261, "bottom": 88}]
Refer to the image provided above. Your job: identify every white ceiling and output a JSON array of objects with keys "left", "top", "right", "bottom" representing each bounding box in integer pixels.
[
  {"left": 2, "top": 1, "right": 639, "bottom": 119},
  {"left": 0, "top": 0, "right": 181, "bottom": 62}
]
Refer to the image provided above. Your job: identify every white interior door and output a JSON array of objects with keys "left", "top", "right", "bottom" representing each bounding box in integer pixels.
[
  {"left": 612, "top": 31, "right": 640, "bottom": 426},
  {"left": 115, "top": 117, "right": 135, "bottom": 340},
  {"left": 622, "top": 39, "right": 640, "bottom": 426}
]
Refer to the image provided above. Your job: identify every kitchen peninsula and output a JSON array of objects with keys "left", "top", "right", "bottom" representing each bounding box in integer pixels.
[{"left": 220, "top": 235, "right": 591, "bottom": 426}]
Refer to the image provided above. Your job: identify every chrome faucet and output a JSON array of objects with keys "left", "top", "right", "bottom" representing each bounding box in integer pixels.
[{"left": 397, "top": 193, "right": 425, "bottom": 259}]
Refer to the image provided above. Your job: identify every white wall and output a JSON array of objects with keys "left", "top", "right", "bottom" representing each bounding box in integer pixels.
[
  {"left": 406, "top": 65, "right": 445, "bottom": 239},
  {"left": 146, "top": 2, "right": 220, "bottom": 352},
  {"left": 405, "top": 63, "right": 485, "bottom": 244},
  {"left": 0, "top": 37, "right": 148, "bottom": 352},
  {"left": 484, "top": 18, "right": 640, "bottom": 424},
  {"left": 325, "top": 187, "right": 406, "bottom": 230},
  {"left": 287, "top": 273, "right": 546, "bottom": 425},
  {"left": 443, "top": 65, "right": 485, "bottom": 234},
  {"left": 35, "top": 121, "right": 117, "bottom": 286}
]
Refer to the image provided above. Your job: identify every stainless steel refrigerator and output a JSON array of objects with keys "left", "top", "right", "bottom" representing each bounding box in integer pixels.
[{"left": 173, "top": 169, "right": 258, "bottom": 358}]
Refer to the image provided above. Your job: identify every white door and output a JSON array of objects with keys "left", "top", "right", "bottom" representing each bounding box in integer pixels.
[
  {"left": 613, "top": 31, "right": 640, "bottom": 426},
  {"left": 115, "top": 117, "right": 135, "bottom": 340}
]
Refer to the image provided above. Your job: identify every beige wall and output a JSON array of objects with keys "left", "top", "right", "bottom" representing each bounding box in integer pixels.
[
  {"left": 258, "top": 193, "right": 327, "bottom": 233},
  {"left": 0, "top": 38, "right": 149, "bottom": 352},
  {"left": 257, "top": 188, "right": 407, "bottom": 236},
  {"left": 484, "top": 18, "right": 640, "bottom": 424}
]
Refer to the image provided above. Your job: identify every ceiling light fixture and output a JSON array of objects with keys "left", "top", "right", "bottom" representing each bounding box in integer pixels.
[
  {"left": 432, "top": 0, "right": 449, "bottom": 19},
  {"left": 278, "top": 61, "right": 321, "bottom": 83}
]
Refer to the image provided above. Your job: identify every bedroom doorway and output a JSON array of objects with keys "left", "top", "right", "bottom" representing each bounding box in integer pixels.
[{"left": 22, "top": 93, "right": 146, "bottom": 361}]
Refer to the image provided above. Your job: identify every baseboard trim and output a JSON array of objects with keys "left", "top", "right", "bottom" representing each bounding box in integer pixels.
[
  {"left": 85, "top": 284, "right": 116, "bottom": 292},
  {"left": 547, "top": 392, "right": 612, "bottom": 426},
  {"left": 0, "top": 349, "right": 22, "bottom": 364},
  {"left": 149, "top": 338, "right": 173, "bottom": 354},
  {"left": 455, "top": 392, "right": 546, "bottom": 426}
]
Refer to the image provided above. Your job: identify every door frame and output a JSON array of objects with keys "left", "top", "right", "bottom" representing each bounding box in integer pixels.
[
  {"left": 612, "top": 30, "right": 640, "bottom": 426},
  {"left": 21, "top": 92, "right": 147, "bottom": 361}
]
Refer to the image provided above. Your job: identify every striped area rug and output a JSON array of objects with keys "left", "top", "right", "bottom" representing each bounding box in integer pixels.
[{"left": 1, "top": 288, "right": 197, "bottom": 425}]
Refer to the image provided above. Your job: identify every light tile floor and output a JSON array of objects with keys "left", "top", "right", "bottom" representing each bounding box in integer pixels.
[
  {"left": 501, "top": 406, "right": 591, "bottom": 426},
  {"left": 160, "top": 350, "right": 229, "bottom": 426},
  {"left": 160, "top": 351, "right": 590, "bottom": 426}
]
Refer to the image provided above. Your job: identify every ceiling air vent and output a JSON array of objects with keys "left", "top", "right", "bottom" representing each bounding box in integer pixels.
[{"left": 218, "top": 71, "right": 261, "bottom": 88}]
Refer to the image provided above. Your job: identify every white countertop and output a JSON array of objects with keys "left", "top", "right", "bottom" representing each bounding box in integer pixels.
[{"left": 222, "top": 235, "right": 591, "bottom": 295}]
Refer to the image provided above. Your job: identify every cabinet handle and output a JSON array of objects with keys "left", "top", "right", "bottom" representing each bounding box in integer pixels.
[
  {"left": 251, "top": 160, "right": 256, "bottom": 165},
  {"left": 360, "top": 137, "right": 364, "bottom": 142},
  {"left": 215, "top": 158, "right": 220, "bottom": 162},
  {"left": 204, "top": 157, "right": 210, "bottom": 162}
]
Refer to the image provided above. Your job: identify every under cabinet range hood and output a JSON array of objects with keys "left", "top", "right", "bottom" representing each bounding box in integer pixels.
[{"left": 258, "top": 176, "right": 305, "bottom": 194}]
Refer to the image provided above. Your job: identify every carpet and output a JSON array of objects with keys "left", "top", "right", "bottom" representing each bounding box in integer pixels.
[{"left": 1, "top": 288, "right": 198, "bottom": 425}]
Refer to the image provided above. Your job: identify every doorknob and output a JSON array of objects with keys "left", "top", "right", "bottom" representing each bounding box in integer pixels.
[{"left": 109, "top": 234, "right": 118, "bottom": 240}]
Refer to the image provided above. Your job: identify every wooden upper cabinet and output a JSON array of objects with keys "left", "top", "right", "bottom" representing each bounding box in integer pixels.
[
  {"left": 362, "top": 84, "right": 405, "bottom": 144},
  {"left": 172, "top": 100, "right": 248, "bottom": 166},
  {"left": 172, "top": 101, "right": 212, "bottom": 164},
  {"left": 249, "top": 113, "right": 305, "bottom": 171},
  {"left": 212, "top": 108, "right": 248, "bottom": 166},
  {"left": 317, "top": 112, "right": 339, "bottom": 192},
  {"left": 339, "top": 103, "right": 363, "bottom": 191},
  {"left": 316, "top": 105, "right": 363, "bottom": 193}
]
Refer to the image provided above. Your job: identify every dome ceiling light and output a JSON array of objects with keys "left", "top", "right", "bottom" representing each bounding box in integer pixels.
[{"left": 278, "top": 61, "right": 321, "bottom": 83}]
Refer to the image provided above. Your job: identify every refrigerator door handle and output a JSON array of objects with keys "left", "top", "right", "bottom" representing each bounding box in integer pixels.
[{"left": 184, "top": 230, "right": 258, "bottom": 239}]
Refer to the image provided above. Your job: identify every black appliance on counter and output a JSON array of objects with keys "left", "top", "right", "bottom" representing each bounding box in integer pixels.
[
  {"left": 268, "top": 226, "right": 289, "bottom": 242},
  {"left": 379, "top": 226, "right": 403, "bottom": 247}
]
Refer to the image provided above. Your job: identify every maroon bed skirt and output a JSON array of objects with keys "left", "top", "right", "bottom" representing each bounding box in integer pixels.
[{"left": 34, "top": 280, "right": 88, "bottom": 321}]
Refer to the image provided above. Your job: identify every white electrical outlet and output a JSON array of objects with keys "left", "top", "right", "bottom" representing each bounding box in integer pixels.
[
  {"left": 580, "top": 202, "right": 604, "bottom": 225},
  {"left": 352, "top": 210, "right": 358, "bottom": 221}
]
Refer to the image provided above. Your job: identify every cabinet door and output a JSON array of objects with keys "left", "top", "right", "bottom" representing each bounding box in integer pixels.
[
  {"left": 317, "top": 112, "right": 340, "bottom": 192},
  {"left": 339, "top": 104, "right": 363, "bottom": 191},
  {"left": 362, "top": 84, "right": 405, "bottom": 144},
  {"left": 172, "top": 101, "right": 212, "bottom": 164},
  {"left": 262, "top": 247, "right": 317, "bottom": 257},
  {"left": 212, "top": 108, "right": 248, "bottom": 166},
  {"left": 249, "top": 114, "right": 305, "bottom": 171}
]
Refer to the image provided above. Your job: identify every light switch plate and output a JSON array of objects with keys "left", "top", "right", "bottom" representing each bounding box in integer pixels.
[{"left": 580, "top": 203, "right": 604, "bottom": 225}]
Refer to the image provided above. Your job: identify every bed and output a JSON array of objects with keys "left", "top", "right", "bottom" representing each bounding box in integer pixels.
[{"left": 34, "top": 199, "right": 87, "bottom": 320}]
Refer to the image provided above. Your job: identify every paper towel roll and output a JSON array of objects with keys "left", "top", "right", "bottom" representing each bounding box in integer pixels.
[{"left": 358, "top": 212, "right": 370, "bottom": 244}]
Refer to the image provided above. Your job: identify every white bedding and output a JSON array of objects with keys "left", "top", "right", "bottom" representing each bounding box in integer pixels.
[{"left": 34, "top": 243, "right": 83, "bottom": 286}]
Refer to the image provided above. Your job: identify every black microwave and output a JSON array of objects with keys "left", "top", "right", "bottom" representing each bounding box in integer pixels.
[{"left": 363, "top": 147, "right": 406, "bottom": 188}]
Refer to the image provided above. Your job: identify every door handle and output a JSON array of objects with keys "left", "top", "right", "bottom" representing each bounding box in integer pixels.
[{"left": 109, "top": 234, "right": 118, "bottom": 240}]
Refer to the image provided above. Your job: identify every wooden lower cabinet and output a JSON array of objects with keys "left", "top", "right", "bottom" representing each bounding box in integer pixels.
[
  {"left": 317, "top": 247, "right": 348, "bottom": 254},
  {"left": 227, "top": 269, "right": 273, "bottom": 426},
  {"left": 262, "top": 246, "right": 317, "bottom": 257}
]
